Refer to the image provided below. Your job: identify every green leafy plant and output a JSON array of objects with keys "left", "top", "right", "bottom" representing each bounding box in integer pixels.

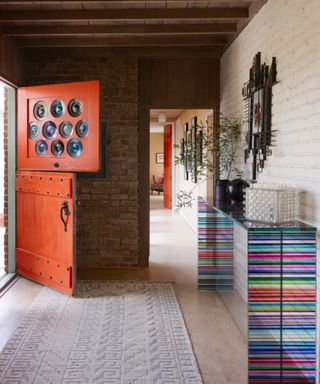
[
  {"left": 174, "top": 115, "right": 242, "bottom": 208},
  {"left": 216, "top": 115, "right": 242, "bottom": 180},
  {"left": 176, "top": 190, "right": 194, "bottom": 208}
]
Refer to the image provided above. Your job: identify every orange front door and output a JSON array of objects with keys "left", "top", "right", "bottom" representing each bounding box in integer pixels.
[
  {"left": 16, "top": 171, "right": 76, "bottom": 295},
  {"left": 163, "top": 124, "right": 172, "bottom": 209}
]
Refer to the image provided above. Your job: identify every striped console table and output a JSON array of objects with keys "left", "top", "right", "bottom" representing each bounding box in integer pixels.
[{"left": 198, "top": 197, "right": 317, "bottom": 384}]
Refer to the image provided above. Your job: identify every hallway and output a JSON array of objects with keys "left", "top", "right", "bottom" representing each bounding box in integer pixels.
[
  {"left": 0, "top": 195, "right": 247, "bottom": 384},
  {"left": 149, "top": 196, "right": 247, "bottom": 383}
]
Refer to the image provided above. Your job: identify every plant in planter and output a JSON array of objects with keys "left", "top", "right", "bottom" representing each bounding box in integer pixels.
[
  {"left": 214, "top": 116, "right": 244, "bottom": 204},
  {"left": 216, "top": 115, "right": 242, "bottom": 179},
  {"left": 174, "top": 115, "right": 242, "bottom": 208}
]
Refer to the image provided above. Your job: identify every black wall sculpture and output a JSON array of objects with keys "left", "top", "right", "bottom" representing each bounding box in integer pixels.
[{"left": 242, "top": 52, "right": 277, "bottom": 181}]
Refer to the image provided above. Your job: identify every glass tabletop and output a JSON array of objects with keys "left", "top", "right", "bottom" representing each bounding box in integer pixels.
[{"left": 199, "top": 197, "right": 317, "bottom": 231}]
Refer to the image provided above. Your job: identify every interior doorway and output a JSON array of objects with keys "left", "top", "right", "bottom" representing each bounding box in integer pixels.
[
  {"left": 148, "top": 108, "right": 214, "bottom": 265},
  {"left": 149, "top": 113, "right": 165, "bottom": 206},
  {"left": 149, "top": 110, "right": 183, "bottom": 210}
]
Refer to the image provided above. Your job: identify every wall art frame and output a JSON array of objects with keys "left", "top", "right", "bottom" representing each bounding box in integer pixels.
[
  {"left": 183, "top": 122, "right": 189, "bottom": 180},
  {"left": 156, "top": 152, "right": 164, "bottom": 164},
  {"left": 191, "top": 116, "right": 197, "bottom": 183},
  {"left": 242, "top": 52, "right": 277, "bottom": 182}
]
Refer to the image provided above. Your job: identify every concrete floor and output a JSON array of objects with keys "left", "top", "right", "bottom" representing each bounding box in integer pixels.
[
  {"left": 0, "top": 227, "right": 6, "bottom": 279},
  {"left": 148, "top": 196, "right": 247, "bottom": 384},
  {"left": 0, "top": 195, "right": 247, "bottom": 384}
]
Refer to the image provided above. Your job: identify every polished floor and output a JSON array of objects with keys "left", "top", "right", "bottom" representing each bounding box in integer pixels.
[
  {"left": 149, "top": 196, "right": 247, "bottom": 384},
  {"left": 0, "top": 227, "right": 6, "bottom": 279},
  {"left": 0, "top": 195, "right": 247, "bottom": 384}
]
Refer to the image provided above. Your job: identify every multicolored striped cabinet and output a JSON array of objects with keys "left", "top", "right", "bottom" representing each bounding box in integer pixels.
[{"left": 198, "top": 197, "right": 317, "bottom": 384}]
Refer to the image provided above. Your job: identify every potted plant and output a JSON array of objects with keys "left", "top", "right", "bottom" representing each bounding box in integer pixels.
[
  {"left": 214, "top": 115, "right": 243, "bottom": 204},
  {"left": 174, "top": 114, "right": 242, "bottom": 208}
]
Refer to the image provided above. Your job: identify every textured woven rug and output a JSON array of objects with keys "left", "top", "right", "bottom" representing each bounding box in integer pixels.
[{"left": 0, "top": 281, "right": 203, "bottom": 384}]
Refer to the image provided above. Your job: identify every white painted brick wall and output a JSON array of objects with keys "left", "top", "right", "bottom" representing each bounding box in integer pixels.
[{"left": 220, "top": 0, "right": 320, "bottom": 379}]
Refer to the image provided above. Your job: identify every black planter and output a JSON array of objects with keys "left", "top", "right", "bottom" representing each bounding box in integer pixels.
[
  {"left": 214, "top": 179, "right": 231, "bottom": 204},
  {"left": 228, "top": 178, "right": 249, "bottom": 203}
]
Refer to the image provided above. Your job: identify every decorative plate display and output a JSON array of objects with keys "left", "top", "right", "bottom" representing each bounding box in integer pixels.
[
  {"left": 76, "top": 120, "right": 89, "bottom": 138},
  {"left": 29, "top": 122, "right": 40, "bottom": 140},
  {"left": 51, "top": 140, "right": 65, "bottom": 157},
  {"left": 33, "top": 101, "right": 48, "bottom": 120},
  {"left": 68, "top": 98, "right": 83, "bottom": 117},
  {"left": 67, "top": 139, "right": 83, "bottom": 158},
  {"left": 35, "top": 140, "right": 48, "bottom": 156},
  {"left": 18, "top": 80, "right": 100, "bottom": 172},
  {"left": 59, "top": 121, "right": 73, "bottom": 138},
  {"left": 51, "top": 99, "right": 65, "bottom": 118}
]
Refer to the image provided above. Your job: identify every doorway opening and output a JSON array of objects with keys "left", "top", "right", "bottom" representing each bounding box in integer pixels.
[
  {"left": 0, "top": 79, "right": 16, "bottom": 283},
  {"left": 149, "top": 108, "right": 214, "bottom": 267},
  {"left": 149, "top": 109, "right": 181, "bottom": 210}
]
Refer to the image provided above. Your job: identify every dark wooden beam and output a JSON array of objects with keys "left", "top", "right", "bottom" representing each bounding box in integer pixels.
[
  {"left": 3, "top": 23, "right": 237, "bottom": 36},
  {"left": 224, "top": 0, "right": 266, "bottom": 48},
  {"left": 0, "top": 8, "right": 249, "bottom": 22},
  {"left": 15, "top": 35, "right": 228, "bottom": 47},
  {"left": 25, "top": 46, "right": 223, "bottom": 58},
  {"left": 0, "top": 0, "right": 256, "bottom": 3}
]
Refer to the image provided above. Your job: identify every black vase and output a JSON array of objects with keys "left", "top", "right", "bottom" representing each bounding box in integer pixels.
[
  {"left": 228, "top": 178, "right": 249, "bottom": 203},
  {"left": 214, "top": 179, "right": 231, "bottom": 203}
]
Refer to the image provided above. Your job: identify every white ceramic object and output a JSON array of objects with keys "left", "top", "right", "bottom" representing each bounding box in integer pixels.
[{"left": 244, "top": 184, "right": 299, "bottom": 223}]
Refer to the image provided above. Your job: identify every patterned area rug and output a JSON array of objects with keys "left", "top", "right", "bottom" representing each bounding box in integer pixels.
[{"left": 0, "top": 281, "right": 203, "bottom": 384}]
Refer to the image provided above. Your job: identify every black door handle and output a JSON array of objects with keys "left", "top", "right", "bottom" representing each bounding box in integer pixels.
[{"left": 60, "top": 201, "right": 70, "bottom": 232}]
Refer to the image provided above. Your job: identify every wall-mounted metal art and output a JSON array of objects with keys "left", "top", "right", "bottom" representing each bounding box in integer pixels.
[
  {"left": 183, "top": 122, "right": 190, "bottom": 181},
  {"left": 180, "top": 117, "right": 203, "bottom": 184},
  {"left": 242, "top": 52, "right": 277, "bottom": 182},
  {"left": 180, "top": 137, "right": 187, "bottom": 181},
  {"left": 191, "top": 116, "right": 197, "bottom": 183}
]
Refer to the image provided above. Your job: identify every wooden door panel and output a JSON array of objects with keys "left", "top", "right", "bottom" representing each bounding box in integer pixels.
[
  {"left": 16, "top": 171, "right": 76, "bottom": 295},
  {"left": 164, "top": 124, "right": 172, "bottom": 209}
]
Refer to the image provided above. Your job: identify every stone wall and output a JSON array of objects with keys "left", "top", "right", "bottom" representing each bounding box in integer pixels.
[{"left": 25, "top": 56, "right": 139, "bottom": 268}]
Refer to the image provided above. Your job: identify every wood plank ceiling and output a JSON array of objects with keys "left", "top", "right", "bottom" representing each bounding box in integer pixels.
[{"left": 0, "top": 0, "right": 267, "bottom": 53}]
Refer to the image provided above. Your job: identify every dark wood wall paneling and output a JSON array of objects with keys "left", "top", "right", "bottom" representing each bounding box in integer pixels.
[
  {"left": 140, "top": 58, "right": 219, "bottom": 108},
  {"left": 139, "top": 58, "right": 219, "bottom": 266},
  {"left": 0, "top": 31, "right": 24, "bottom": 85}
]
